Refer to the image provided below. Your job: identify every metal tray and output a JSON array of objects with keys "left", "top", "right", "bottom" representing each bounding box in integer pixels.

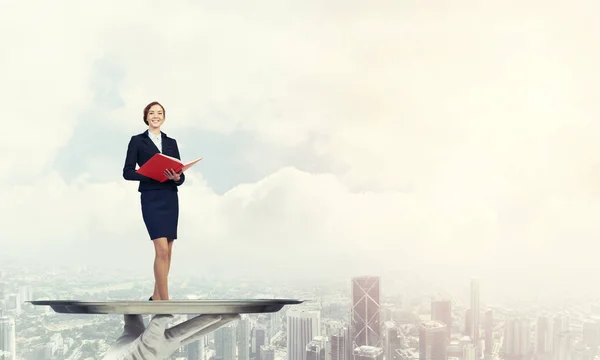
[{"left": 29, "top": 299, "right": 304, "bottom": 315}]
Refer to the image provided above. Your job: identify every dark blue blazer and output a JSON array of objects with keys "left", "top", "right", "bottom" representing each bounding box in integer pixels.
[{"left": 122, "top": 130, "right": 186, "bottom": 192}]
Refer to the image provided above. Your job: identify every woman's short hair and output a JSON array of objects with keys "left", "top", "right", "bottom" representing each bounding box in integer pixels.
[{"left": 143, "top": 101, "right": 165, "bottom": 125}]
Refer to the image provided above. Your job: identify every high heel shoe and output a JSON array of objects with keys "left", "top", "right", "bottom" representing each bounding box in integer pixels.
[{"left": 149, "top": 296, "right": 153, "bottom": 301}]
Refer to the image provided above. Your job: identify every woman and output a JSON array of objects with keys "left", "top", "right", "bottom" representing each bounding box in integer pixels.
[{"left": 122, "top": 101, "right": 185, "bottom": 301}]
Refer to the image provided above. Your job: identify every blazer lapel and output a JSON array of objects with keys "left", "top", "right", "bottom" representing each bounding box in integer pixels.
[
  {"left": 161, "top": 133, "right": 173, "bottom": 156},
  {"left": 141, "top": 130, "right": 161, "bottom": 154}
]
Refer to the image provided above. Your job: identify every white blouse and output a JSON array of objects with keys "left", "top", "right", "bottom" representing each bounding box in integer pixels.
[{"left": 148, "top": 131, "right": 162, "bottom": 153}]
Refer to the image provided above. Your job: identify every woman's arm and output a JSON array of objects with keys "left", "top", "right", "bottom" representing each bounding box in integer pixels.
[{"left": 123, "top": 136, "right": 151, "bottom": 182}]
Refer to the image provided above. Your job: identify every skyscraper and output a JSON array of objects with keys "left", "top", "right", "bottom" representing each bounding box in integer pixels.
[
  {"left": 0, "top": 316, "right": 16, "bottom": 360},
  {"left": 330, "top": 327, "right": 351, "bottom": 360},
  {"left": 465, "top": 309, "right": 472, "bottom": 337},
  {"left": 252, "top": 327, "right": 267, "bottom": 359},
  {"left": 287, "top": 309, "right": 320, "bottom": 360},
  {"left": 237, "top": 317, "right": 250, "bottom": 360},
  {"left": 503, "top": 315, "right": 530, "bottom": 360},
  {"left": 485, "top": 310, "right": 494, "bottom": 357},
  {"left": 215, "top": 324, "right": 236, "bottom": 360},
  {"left": 471, "top": 278, "right": 480, "bottom": 347},
  {"left": 536, "top": 316, "right": 551, "bottom": 358},
  {"left": 260, "top": 345, "right": 276, "bottom": 360},
  {"left": 269, "top": 312, "right": 281, "bottom": 339},
  {"left": 552, "top": 316, "right": 569, "bottom": 357},
  {"left": 186, "top": 314, "right": 205, "bottom": 360},
  {"left": 419, "top": 321, "right": 447, "bottom": 360},
  {"left": 306, "top": 336, "right": 328, "bottom": 360},
  {"left": 582, "top": 318, "right": 600, "bottom": 349},
  {"left": 431, "top": 300, "right": 452, "bottom": 341},
  {"left": 383, "top": 323, "right": 401, "bottom": 360},
  {"left": 352, "top": 276, "right": 381, "bottom": 348},
  {"left": 553, "top": 331, "right": 572, "bottom": 360}
]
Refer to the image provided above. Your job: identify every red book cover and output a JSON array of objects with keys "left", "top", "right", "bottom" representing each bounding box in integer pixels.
[{"left": 136, "top": 153, "right": 202, "bottom": 182}]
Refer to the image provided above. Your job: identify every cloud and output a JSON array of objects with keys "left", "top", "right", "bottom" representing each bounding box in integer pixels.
[
  {"left": 2, "top": 0, "right": 600, "bottom": 297},
  {"left": 0, "top": 2, "right": 100, "bottom": 179},
  {"left": 0, "top": 167, "right": 412, "bottom": 275},
  {"left": 1, "top": 163, "right": 598, "bottom": 290}
]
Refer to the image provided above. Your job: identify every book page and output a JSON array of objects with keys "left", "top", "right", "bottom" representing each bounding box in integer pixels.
[
  {"left": 159, "top": 153, "right": 183, "bottom": 165},
  {"left": 181, "top": 157, "right": 203, "bottom": 172}
]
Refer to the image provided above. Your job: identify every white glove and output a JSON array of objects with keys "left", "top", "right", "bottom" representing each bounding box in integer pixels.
[{"left": 102, "top": 313, "right": 240, "bottom": 360}]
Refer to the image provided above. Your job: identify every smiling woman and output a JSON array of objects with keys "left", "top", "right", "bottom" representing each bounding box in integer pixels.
[{"left": 122, "top": 101, "right": 186, "bottom": 301}]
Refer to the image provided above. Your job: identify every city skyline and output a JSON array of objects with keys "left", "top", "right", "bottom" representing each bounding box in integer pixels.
[{"left": 2, "top": 268, "right": 599, "bottom": 360}]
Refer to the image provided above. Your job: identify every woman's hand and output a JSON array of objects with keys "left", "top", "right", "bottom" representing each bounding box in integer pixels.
[{"left": 164, "top": 169, "right": 181, "bottom": 182}]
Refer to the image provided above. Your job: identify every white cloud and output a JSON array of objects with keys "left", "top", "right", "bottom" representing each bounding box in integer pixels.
[
  {"left": 0, "top": 1, "right": 110, "bottom": 177},
  {"left": 2, "top": 164, "right": 598, "bottom": 290},
  {"left": 0, "top": 168, "right": 386, "bottom": 277},
  {"left": 2, "top": 0, "right": 600, "bottom": 296}
]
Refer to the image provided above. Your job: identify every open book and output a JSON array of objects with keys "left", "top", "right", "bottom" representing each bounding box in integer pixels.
[{"left": 136, "top": 153, "right": 203, "bottom": 182}]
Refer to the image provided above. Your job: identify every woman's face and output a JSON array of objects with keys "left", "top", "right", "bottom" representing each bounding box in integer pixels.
[{"left": 147, "top": 104, "right": 165, "bottom": 129}]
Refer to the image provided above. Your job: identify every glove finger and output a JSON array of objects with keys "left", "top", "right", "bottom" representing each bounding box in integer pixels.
[
  {"left": 164, "top": 314, "right": 222, "bottom": 342},
  {"left": 143, "top": 314, "right": 174, "bottom": 340},
  {"left": 180, "top": 314, "right": 241, "bottom": 346},
  {"left": 149, "top": 314, "right": 174, "bottom": 328}
]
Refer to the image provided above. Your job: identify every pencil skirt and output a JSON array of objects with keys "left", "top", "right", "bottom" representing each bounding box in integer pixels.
[{"left": 140, "top": 189, "right": 179, "bottom": 241}]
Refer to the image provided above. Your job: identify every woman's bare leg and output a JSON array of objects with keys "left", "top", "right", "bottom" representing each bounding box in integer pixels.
[
  {"left": 152, "top": 283, "right": 159, "bottom": 300},
  {"left": 152, "top": 237, "right": 170, "bottom": 300},
  {"left": 167, "top": 240, "right": 174, "bottom": 274}
]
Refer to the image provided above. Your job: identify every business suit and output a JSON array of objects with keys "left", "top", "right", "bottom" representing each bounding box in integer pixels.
[{"left": 123, "top": 130, "right": 185, "bottom": 241}]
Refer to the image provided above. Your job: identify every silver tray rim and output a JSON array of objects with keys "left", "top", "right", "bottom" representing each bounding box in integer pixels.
[{"left": 28, "top": 298, "right": 306, "bottom": 315}]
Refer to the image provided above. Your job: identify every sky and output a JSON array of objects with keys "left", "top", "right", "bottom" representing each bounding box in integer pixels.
[{"left": 2, "top": 0, "right": 600, "bottom": 301}]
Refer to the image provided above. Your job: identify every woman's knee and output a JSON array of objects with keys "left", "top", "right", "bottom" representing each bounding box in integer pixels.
[{"left": 153, "top": 238, "right": 169, "bottom": 259}]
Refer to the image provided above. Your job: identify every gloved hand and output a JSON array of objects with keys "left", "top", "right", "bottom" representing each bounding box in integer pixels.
[{"left": 101, "top": 313, "right": 240, "bottom": 360}]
